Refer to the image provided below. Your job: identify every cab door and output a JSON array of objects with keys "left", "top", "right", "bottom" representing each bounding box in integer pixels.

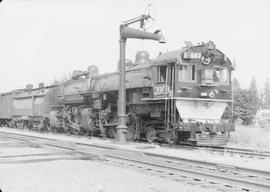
[
  {"left": 164, "top": 63, "right": 176, "bottom": 128},
  {"left": 153, "top": 63, "right": 176, "bottom": 127},
  {"left": 153, "top": 63, "right": 176, "bottom": 98}
]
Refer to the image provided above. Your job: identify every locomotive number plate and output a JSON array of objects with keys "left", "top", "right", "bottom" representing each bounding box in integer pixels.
[
  {"left": 154, "top": 84, "right": 169, "bottom": 98},
  {"left": 183, "top": 52, "right": 201, "bottom": 59}
]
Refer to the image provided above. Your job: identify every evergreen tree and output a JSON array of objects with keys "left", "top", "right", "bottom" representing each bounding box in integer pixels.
[
  {"left": 224, "top": 77, "right": 260, "bottom": 125},
  {"left": 232, "top": 78, "right": 241, "bottom": 92},
  {"left": 222, "top": 78, "right": 240, "bottom": 120},
  {"left": 249, "top": 76, "right": 258, "bottom": 94},
  {"left": 259, "top": 89, "right": 264, "bottom": 109},
  {"left": 232, "top": 89, "right": 243, "bottom": 122},
  {"left": 222, "top": 103, "right": 233, "bottom": 120},
  {"left": 223, "top": 78, "right": 260, "bottom": 125},
  {"left": 248, "top": 76, "right": 260, "bottom": 115},
  {"left": 263, "top": 79, "right": 270, "bottom": 109},
  {"left": 233, "top": 89, "right": 255, "bottom": 125}
]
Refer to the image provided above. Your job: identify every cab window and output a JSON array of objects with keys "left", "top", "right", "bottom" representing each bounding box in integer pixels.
[
  {"left": 157, "top": 65, "right": 167, "bottom": 82},
  {"left": 213, "top": 68, "right": 228, "bottom": 84},
  {"left": 178, "top": 65, "right": 196, "bottom": 82}
]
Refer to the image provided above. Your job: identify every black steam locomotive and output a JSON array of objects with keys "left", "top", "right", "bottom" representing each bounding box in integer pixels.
[{"left": 0, "top": 41, "right": 234, "bottom": 146}]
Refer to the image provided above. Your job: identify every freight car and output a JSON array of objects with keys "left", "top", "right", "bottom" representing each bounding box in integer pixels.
[
  {"left": 47, "top": 41, "right": 234, "bottom": 146},
  {"left": 0, "top": 84, "right": 58, "bottom": 129},
  {"left": 0, "top": 91, "right": 15, "bottom": 126}
]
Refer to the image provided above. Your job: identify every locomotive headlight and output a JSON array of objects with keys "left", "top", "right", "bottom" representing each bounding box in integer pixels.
[
  {"left": 208, "top": 90, "right": 217, "bottom": 99},
  {"left": 201, "top": 55, "right": 211, "bottom": 65}
]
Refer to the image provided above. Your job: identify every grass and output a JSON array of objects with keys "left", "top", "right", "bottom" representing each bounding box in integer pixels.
[{"left": 228, "top": 124, "right": 270, "bottom": 150}]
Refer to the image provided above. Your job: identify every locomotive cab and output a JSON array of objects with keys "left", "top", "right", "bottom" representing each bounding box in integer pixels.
[{"left": 144, "top": 41, "right": 235, "bottom": 146}]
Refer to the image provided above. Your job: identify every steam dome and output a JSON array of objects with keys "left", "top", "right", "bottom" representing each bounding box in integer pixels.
[{"left": 135, "top": 51, "right": 150, "bottom": 65}]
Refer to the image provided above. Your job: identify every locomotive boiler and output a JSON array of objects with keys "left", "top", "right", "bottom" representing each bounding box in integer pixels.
[{"left": 47, "top": 41, "right": 234, "bottom": 146}]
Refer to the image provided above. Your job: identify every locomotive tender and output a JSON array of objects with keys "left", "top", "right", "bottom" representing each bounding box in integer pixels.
[{"left": 0, "top": 41, "right": 234, "bottom": 146}]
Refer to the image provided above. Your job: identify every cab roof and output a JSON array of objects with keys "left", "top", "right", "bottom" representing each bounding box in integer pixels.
[{"left": 153, "top": 44, "right": 232, "bottom": 66}]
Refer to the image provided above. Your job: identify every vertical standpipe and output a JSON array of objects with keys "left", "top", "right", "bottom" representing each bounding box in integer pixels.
[
  {"left": 117, "top": 24, "right": 165, "bottom": 144},
  {"left": 117, "top": 36, "right": 127, "bottom": 143}
]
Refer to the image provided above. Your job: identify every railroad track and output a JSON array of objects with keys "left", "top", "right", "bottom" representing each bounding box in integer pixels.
[
  {"left": 203, "top": 146, "right": 270, "bottom": 159},
  {"left": 2, "top": 126, "right": 270, "bottom": 160},
  {"left": 152, "top": 142, "right": 270, "bottom": 160},
  {"left": 2, "top": 127, "right": 270, "bottom": 160},
  {"left": 0, "top": 130, "right": 270, "bottom": 191}
]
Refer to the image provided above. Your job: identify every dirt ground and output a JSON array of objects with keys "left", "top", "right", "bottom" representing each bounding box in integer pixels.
[{"left": 0, "top": 156, "right": 216, "bottom": 192}]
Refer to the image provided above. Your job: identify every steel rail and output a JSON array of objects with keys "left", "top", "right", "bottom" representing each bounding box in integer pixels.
[
  {"left": 1, "top": 131, "right": 270, "bottom": 191},
  {"left": 3, "top": 128, "right": 270, "bottom": 157},
  {"left": 1, "top": 128, "right": 270, "bottom": 159},
  {"left": 105, "top": 153, "right": 270, "bottom": 192},
  {"left": 135, "top": 140, "right": 270, "bottom": 159}
]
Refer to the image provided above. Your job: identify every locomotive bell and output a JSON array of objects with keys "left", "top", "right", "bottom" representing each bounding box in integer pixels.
[{"left": 135, "top": 51, "right": 150, "bottom": 65}]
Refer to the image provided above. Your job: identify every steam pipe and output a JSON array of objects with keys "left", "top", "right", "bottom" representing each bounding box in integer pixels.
[
  {"left": 117, "top": 37, "right": 128, "bottom": 143},
  {"left": 120, "top": 27, "right": 165, "bottom": 43},
  {"left": 117, "top": 16, "right": 166, "bottom": 144},
  {"left": 121, "top": 15, "right": 151, "bottom": 27}
]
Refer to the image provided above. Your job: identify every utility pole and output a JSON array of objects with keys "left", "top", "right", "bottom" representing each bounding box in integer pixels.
[{"left": 117, "top": 14, "right": 166, "bottom": 144}]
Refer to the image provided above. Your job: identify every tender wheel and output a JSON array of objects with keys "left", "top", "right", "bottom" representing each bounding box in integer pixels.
[
  {"left": 165, "top": 130, "right": 178, "bottom": 144},
  {"left": 39, "top": 117, "right": 50, "bottom": 132},
  {"left": 41, "top": 123, "right": 50, "bottom": 132},
  {"left": 145, "top": 127, "right": 156, "bottom": 143},
  {"left": 72, "top": 129, "right": 80, "bottom": 135},
  {"left": 126, "top": 126, "right": 136, "bottom": 140}
]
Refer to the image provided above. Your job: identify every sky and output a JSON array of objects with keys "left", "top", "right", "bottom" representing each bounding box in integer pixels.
[{"left": 0, "top": 0, "right": 270, "bottom": 92}]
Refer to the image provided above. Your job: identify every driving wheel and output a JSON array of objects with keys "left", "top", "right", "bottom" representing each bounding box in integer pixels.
[
  {"left": 145, "top": 127, "right": 156, "bottom": 143},
  {"left": 165, "top": 130, "right": 178, "bottom": 144}
]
